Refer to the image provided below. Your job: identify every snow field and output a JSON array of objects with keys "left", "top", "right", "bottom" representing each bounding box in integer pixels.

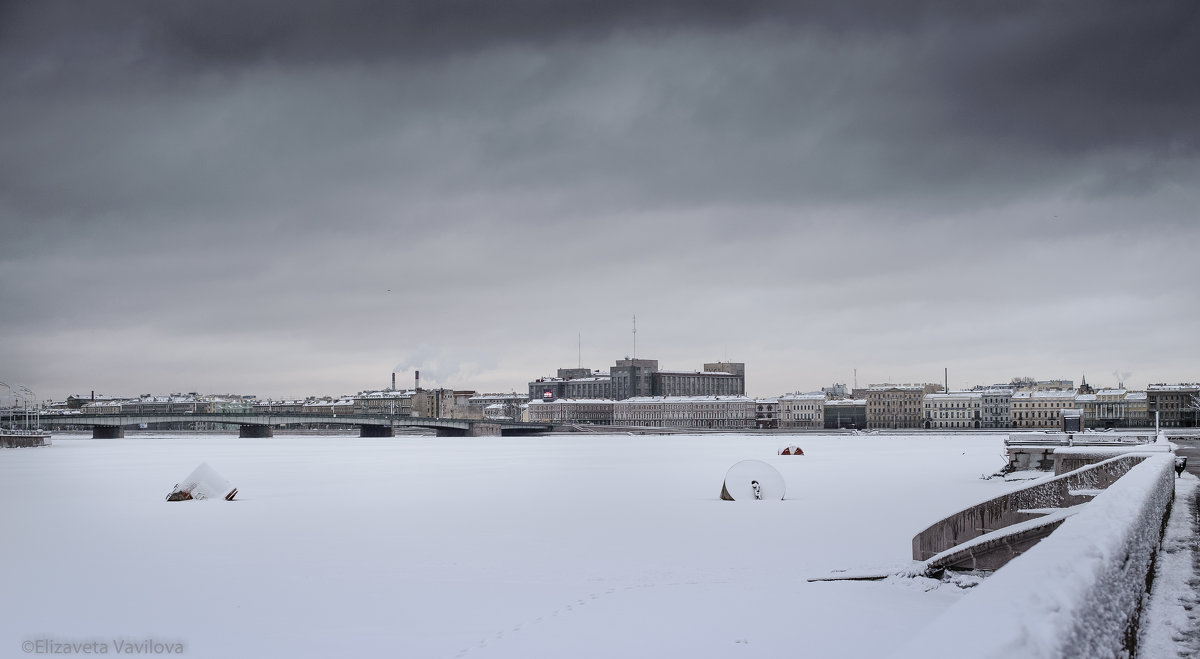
[{"left": 1, "top": 433, "right": 1021, "bottom": 658}]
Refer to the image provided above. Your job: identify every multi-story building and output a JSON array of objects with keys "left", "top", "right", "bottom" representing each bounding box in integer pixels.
[
  {"left": 865, "top": 384, "right": 942, "bottom": 429},
  {"left": 252, "top": 399, "right": 308, "bottom": 414},
  {"left": 1074, "top": 391, "right": 1098, "bottom": 428},
  {"left": 465, "top": 393, "right": 529, "bottom": 420},
  {"left": 653, "top": 369, "right": 744, "bottom": 397},
  {"left": 411, "top": 388, "right": 457, "bottom": 418},
  {"left": 529, "top": 377, "right": 568, "bottom": 401},
  {"left": 1010, "top": 390, "right": 1078, "bottom": 429},
  {"left": 1091, "top": 389, "right": 1125, "bottom": 428},
  {"left": 82, "top": 400, "right": 125, "bottom": 415},
  {"left": 302, "top": 397, "right": 355, "bottom": 415},
  {"left": 755, "top": 398, "right": 780, "bottom": 429},
  {"left": 1146, "top": 384, "right": 1199, "bottom": 428},
  {"left": 1125, "top": 391, "right": 1149, "bottom": 427},
  {"left": 565, "top": 376, "right": 612, "bottom": 399},
  {"left": 67, "top": 393, "right": 130, "bottom": 409},
  {"left": 779, "top": 392, "right": 825, "bottom": 429},
  {"left": 824, "top": 399, "right": 866, "bottom": 429},
  {"left": 525, "top": 398, "right": 614, "bottom": 425},
  {"left": 611, "top": 396, "right": 755, "bottom": 429},
  {"left": 610, "top": 359, "right": 659, "bottom": 399},
  {"left": 922, "top": 392, "right": 984, "bottom": 429},
  {"left": 119, "top": 394, "right": 214, "bottom": 414},
  {"left": 354, "top": 390, "right": 414, "bottom": 415},
  {"left": 980, "top": 389, "right": 1013, "bottom": 428},
  {"left": 531, "top": 359, "right": 745, "bottom": 401}
]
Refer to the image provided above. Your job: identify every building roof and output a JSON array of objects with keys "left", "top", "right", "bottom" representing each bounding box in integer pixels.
[
  {"left": 924, "top": 392, "right": 984, "bottom": 401},
  {"left": 779, "top": 392, "right": 827, "bottom": 401},
  {"left": 618, "top": 395, "right": 754, "bottom": 404}
]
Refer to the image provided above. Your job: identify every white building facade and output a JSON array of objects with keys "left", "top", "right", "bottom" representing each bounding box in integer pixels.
[{"left": 779, "top": 392, "right": 826, "bottom": 429}]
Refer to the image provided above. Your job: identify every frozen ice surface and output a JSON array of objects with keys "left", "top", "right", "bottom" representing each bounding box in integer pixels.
[{"left": 0, "top": 433, "right": 1027, "bottom": 658}]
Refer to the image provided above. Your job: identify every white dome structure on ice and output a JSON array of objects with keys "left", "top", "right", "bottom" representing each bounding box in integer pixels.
[{"left": 720, "top": 459, "right": 785, "bottom": 501}]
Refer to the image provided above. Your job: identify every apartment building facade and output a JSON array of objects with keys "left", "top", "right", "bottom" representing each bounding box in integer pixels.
[
  {"left": 865, "top": 384, "right": 942, "bottom": 429},
  {"left": 779, "top": 392, "right": 826, "bottom": 429}
]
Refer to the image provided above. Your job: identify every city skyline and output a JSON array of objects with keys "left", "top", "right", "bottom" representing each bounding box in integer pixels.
[{"left": 2, "top": 1, "right": 1198, "bottom": 402}]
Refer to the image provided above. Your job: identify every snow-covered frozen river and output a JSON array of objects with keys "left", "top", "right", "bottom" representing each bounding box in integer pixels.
[{"left": 1, "top": 433, "right": 1023, "bottom": 658}]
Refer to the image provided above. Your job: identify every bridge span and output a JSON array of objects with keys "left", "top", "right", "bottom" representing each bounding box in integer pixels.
[{"left": 38, "top": 413, "right": 553, "bottom": 438}]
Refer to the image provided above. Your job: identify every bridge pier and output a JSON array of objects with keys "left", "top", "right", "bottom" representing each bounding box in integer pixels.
[
  {"left": 469, "top": 423, "right": 502, "bottom": 437},
  {"left": 239, "top": 424, "right": 274, "bottom": 438},
  {"left": 435, "top": 427, "right": 467, "bottom": 437},
  {"left": 359, "top": 425, "right": 394, "bottom": 438},
  {"left": 93, "top": 426, "right": 124, "bottom": 439}
]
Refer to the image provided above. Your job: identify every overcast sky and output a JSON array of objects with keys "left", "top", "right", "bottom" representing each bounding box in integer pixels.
[{"left": 2, "top": 0, "right": 1198, "bottom": 403}]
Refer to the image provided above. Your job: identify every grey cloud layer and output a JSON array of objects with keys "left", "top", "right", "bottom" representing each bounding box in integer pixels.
[{"left": 1, "top": 1, "right": 1197, "bottom": 399}]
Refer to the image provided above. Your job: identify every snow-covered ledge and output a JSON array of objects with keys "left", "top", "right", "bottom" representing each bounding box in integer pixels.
[{"left": 892, "top": 453, "right": 1175, "bottom": 659}]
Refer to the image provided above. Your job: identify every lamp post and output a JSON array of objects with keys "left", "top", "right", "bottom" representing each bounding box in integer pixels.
[
  {"left": 0, "top": 381, "right": 10, "bottom": 429},
  {"left": 17, "top": 385, "right": 37, "bottom": 430}
]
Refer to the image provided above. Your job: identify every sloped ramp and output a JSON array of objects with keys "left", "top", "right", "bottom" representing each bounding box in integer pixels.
[{"left": 923, "top": 505, "right": 1085, "bottom": 573}]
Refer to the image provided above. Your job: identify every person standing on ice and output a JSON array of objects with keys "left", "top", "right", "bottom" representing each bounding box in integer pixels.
[{"left": 751, "top": 480, "right": 762, "bottom": 500}]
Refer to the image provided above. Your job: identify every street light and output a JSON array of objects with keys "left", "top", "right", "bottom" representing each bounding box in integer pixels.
[
  {"left": 0, "top": 381, "right": 9, "bottom": 429},
  {"left": 17, "top": 385, "right": 37, "bottom": 430}
]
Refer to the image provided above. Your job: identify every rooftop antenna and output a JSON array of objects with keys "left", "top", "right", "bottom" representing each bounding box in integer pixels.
[
  {"left": 578, "top": 332, "right": 582, "bottom": 369},
  {"left": 853, "top": 368, "right": 857, "bottom": 390},
  {"left": 632, "top": 315, "right": 637, "bottom": 359}
]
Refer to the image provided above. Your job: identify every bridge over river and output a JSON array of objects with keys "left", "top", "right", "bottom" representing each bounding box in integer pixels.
[{"left": 37, "top": 412, "right": 553, "bottom": 438}]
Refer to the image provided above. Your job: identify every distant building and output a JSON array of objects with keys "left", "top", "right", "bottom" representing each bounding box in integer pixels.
[
  {"left": 565, "top": 376, "right": 612, "bottom": 400},
  {"left": 981, "top": 389, "right": 1013, "bottom": 428},
  {"left": 525, "top": 398, "right": 614, "bottom": 425},
  {"left": 653, "top": 369, "right": 744, "bottom": 398},
  {"left": 530, "top": 358, "right": 745, "bottom": 401},
  {"left": 465, "top": 393, "right": 528, "bottom": 420},
  {"left": 825, "top": 399, "right": 866, "bottom": 429},
  {"left": 1125, "top": 391, "right": 1150, "bottom": 427},
  {"left": 1010, "top": 390, "right": 1077, "bottom": 429},
  {"left": 865, "top": 384, "right": 942, "bottom": 429},
  {"left": 1146, "top": 384, "right": 1200, "bottom": 428},
  {"left": 610, "top": 358, "right": 660, "bottom": 399},
  {"left": 611, "top": 396, "right": 755, "bottom": 429},
  {"left": 922, "top": 392, "right": 983, "bottom": 429},
  {"left": 529, "top": 378, "right": 568, "bottom": 401},
  {"left": 354, "top": 390, "right": 414, "bottom": 415},
  {"left": 821, "top": 384, "right": 849, "bottom": 398},
  {"left": 755, "top": 398, "right": 780, "bottom": 429},
  {"left": 1090, "top": 389, "right": 1129, "bottom": 429},
  {"left": 779, "top": 392, "right": 825, "bottom": 429}
]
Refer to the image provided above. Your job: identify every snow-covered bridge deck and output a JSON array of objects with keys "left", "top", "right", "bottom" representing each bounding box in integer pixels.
[{"left": 39, "top": 412, "right": 552, "bottom": 437}]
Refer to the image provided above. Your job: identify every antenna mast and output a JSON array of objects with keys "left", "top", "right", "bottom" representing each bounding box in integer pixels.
[{"left": 632, "top": 315, "right": 637, "bottom": 359}]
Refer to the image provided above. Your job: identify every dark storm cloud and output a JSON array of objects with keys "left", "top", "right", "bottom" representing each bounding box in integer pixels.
[
  {"left": 2, "top": 1, "right": 1198, "bottom": 399},
  {"left": 3, "top": 0, "right": 1196, "bottom": 227}
]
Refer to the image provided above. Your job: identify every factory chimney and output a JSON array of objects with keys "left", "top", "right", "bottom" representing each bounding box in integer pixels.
[
  {"left": 391, "top": 372, "right": 396, "bottom": 391},
  {"left": 415, "top": 370, "right": 421, "bottom": 391}
]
